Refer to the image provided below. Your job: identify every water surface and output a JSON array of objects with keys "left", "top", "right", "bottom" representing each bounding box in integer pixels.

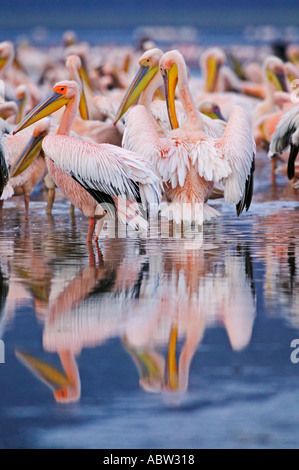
[{"left": 0, "top": 152, "right": 299, "bottom": 449}]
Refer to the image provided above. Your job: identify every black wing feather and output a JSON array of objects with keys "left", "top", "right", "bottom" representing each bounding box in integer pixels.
[
  {"left": 236, "top": 155, "right": 255, "bottom": 217},
  {"left": 287, "top": 144, "right": 299, "bottom": 180},
  {"left": 70, "top": 173, "right": 117, "bottom": 216}
]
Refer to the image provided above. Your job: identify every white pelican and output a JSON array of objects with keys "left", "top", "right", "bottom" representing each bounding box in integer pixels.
[
  {"left": 2, "top": 118, "right": 50, "bottom": 219},
  {"left": 114, "top": 48, "right": 226, "bottom": 140},
  {"left": 121, "top": 50, "right": 255, "bottom": 223}
]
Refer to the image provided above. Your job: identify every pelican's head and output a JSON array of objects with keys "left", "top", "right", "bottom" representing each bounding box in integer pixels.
[
  {"left": 0, "top": 41, "right": 14, "bottom": 73},
  {"left": 10, "top": 118, "right": 51, "bottom": 177},
  {"left": 201, "top": 47, "right": 226, "bottom": 93},
  {"left": 198, "top": 99, "right": 226, "bottom": 121},
  {"left": 263, "top": 56, "right": 288, "bottom": 92},
  {"left": 63, "top": 29, "right": 78, "bottom": 47},
  {"left": 66, "top": 53, "right": 81, "bottom": 72},
  {"left": 114, "top": 48, "right": 164, "bottom": 124},
  {"left": 15, "top": 349, "right": 80, "bottom": 403},
  {"left": 0, "top": 101, "right": 18, "bottom": 120},
  {"left": 13, "top": 80, "right": 80, "bottom": 135}
]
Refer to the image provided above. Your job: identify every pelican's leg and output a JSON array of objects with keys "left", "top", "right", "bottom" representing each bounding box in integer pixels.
[
  {"left": 86, "top": 217, "right": 95, "bottom": 243},
  {"left": 46, "top": 188, "right": 55, "bottom": 215},
  {"left": 271, "top": 157, "right": 277, "bottom": 184},
  {"left": 24, "top": 195, "right": 30, "bottom": 220},
  {"left": 0, "top": 200, "right": 3, "bottom": 218},
  {"left": 94, "top": 219, "right": 104, "bottom": 243},
  {"left": 70, "top": 203, "right": 75, "bottom": 216},
  {"left": 87, "top": 242, "right": 96, "bottom": 266}
]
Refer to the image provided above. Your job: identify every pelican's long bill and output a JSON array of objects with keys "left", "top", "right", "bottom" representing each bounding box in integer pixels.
[
  {"left": 206, "top": 104, "right": 226, "bottom": 121},
  {"left": 114, "top": 62, "right": 159, "bottom": 124},
  {"left": 78, "top": 87, "right": 89, "bottom": 120},
  {"left": 13, "top": 87, "right": 71, "bottom": 135},
  {"left": 10, "top": 131, "right": 46, "bottom": 177},
  {"left": 266, "top": 68, "right": 288, "bottom": 92},
  {"left": 163, "top": 63, "right": 179, "bottom": 130},
  {"left": 164, "top": 325, "right": 179, "bottom": 391},
  {"left": 205, "top": 55, "right": 221, "bottom": 93},
  {"left": 15, "top": 350, "right": 70, "bottom": 392},
  {"left": 0, "top": 57, "right": 8, "bottom": 73},
  {"left": 69, "top": 68, "right": 89, "bottom": 120}
]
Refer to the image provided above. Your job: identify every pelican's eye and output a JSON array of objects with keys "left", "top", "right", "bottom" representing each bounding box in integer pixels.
[{"left": 53, "top": 85, "right": 67, "bottom": 96}]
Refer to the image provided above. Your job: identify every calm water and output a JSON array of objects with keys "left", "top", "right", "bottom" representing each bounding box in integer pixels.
[{"left": 0, "top": 152, "right": 299, "bottom": 449}]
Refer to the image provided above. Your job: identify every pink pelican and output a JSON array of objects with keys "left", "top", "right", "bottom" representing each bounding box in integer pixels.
[
  {"left": 114, "top": 48, "right": 226, "bottom": 140},
  {"left": 2, "top": 118, "right": 50, "bottom": 219},
  {"left": 12, "top": 80, "right": 161, "bottom": 241},
  {"left": 120, "top": 50, "right": 255, "bottom": 223},
  {"left": 66, "top": 54, "right": 122, "bottom": 146}
]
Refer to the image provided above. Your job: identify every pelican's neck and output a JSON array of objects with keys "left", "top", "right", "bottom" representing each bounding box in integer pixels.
[
  {"left": 68, "top": 63, "right": 81, "bottom": 85},
  {"left": 265, "top": 77, "right": 275, "bottom": 104},
  {"left": 139, "top": 72, "right": 163, "bottom": 109},
  {"left": 57, "top": 94, "right": 79, "bottom": 135},
  {"left": 177, "top": 57, "right": 204, "bottom": 129}
]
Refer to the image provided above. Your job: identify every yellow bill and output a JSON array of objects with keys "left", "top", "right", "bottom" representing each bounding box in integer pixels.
[
  {"left": 0, "top": 57, "right": 8, "bottom": 73},
  {"left": 78, "top": 87, "right": 89, "bottom": 120},
  {"left": 79, "top": 61, "right": 93, "bottom": 92},
  {"left": 15, "top": 349, "right": 70, "bottom": 391},
  {"left": 163, "top": 63, "right": 179, "bottom": 130},
  {"left": 13, "top": 86, "right": 71, "bottom": 135},
  {"left": 205, "top": 56, "right": 221, "bottom": 93},
  {"left": 267, "top": 69, "right": 288, "bottom": 92},
  {"left": 164, "top": 325, "right": 179, "bottom": 390},
  {"left": 10, "top": 132, "right": 45, "bottom": 177},
  {"left": 114, "top": 62, "right": 159, "bottom": 124}
]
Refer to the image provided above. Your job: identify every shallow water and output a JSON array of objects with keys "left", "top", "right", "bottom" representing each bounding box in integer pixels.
[{"left": 0, "top": 152, "right": 299, "bottom": 449}]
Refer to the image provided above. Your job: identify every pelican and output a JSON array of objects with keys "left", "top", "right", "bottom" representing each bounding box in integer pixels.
[
  {"left": 197, "top": 47, "right": 260, "bottom": 119},
  {"left": 2, "top": 118, "right": 50, "bottom": 219},
  {"left": 114, "top": 48, "right": 226, "bottom": 139},
  {"left": 122, "top": 50, "right": 255, "bottom": 223},
  {"left": 252, "top": 56, "right": 289, "bottom": 147},
  {"left": 0, "top": 41, "right": 14, "bottom": 77},
  {"left": 0, "top": 100, "right": 18, "bottom": 120},
  {"left": 13, "top": 80, "right": 161, "bottom": 241}
]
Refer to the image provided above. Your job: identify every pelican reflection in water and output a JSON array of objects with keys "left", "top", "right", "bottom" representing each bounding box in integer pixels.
[{"left": 10, "top": 223, "right": 256, "bottom": 403}]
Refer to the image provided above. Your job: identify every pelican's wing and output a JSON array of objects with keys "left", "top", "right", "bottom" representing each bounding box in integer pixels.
[
  {"left": 219, "top": 105, "right": 255, "bottom": 213},
  {"left": 124, "top": 105, "right": 189, "bottom": 189},
  {"left": 123, "top": 105, "right": 170, "bottom": 164},
  {"left": 200, "top": 113, "right": 226, "bottom": 138},
  {"left": 269, "top": 106, "right": 299, "bottom": 179},
  {"left": 43, "top": 134, "right": 160, "bottom": 206},
  {"left": 0, "top": 133, "right": 9, "bottom": 198},
  {"left": 269, "top": 105, "right": 299, "bottom": 155},
  {"left": 192, "top": 105, "right": 255, "bottom": 213}
]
